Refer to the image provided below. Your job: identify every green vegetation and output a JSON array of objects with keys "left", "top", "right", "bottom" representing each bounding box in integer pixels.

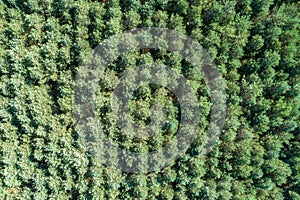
[{"left": 0, "top": 0, "right": 299, "bottom": 199}]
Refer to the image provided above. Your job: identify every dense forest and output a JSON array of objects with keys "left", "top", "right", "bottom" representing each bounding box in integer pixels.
[{"left": 0, "top": 0, "right": 299, "bottom": 199}]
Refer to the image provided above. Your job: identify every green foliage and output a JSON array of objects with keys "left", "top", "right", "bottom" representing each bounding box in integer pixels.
[{"left": 0, "top": 0, "right": 299, "bottom": 199}]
